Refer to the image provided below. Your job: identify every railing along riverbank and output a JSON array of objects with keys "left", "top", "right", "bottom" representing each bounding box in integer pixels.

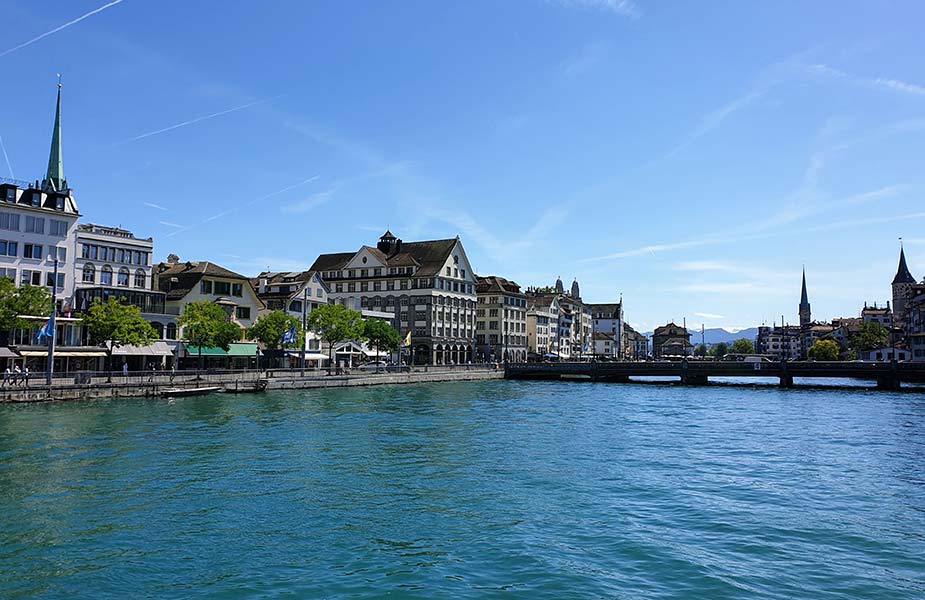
[
  {"left": 504, "top": 360, "right": 925, "bottom": 390},
  {"left": 0, "top": 365, "right": 505, "bottom": 403}
]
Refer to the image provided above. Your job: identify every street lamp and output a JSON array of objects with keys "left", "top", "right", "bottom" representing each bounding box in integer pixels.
[{"left": 45, "top": 250, "right": 59, "bottom": 386}]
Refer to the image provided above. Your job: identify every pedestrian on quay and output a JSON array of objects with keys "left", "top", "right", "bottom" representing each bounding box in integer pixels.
[
  {"left": 13, "top": 364, "right": 22, "bottom": 386},
  {"left": 122, "top": 361, "right": 129, "bottom": 377},
  {"left": 23, "top": 366, "right": 30, "bottom": 388},
  {"left": 2, "top": 366, "right": 10, "bottom": 387}
]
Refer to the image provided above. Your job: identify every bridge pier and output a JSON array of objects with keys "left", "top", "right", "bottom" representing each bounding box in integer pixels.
[
  {"left": 779, "top": 375, "right": 794, "bottom": 388},
  {"left": 681, "top": 373, "right": 709, "bottom": 385},
  {"left": 876, "top": 377, "right": 901, "bottom": 391}
]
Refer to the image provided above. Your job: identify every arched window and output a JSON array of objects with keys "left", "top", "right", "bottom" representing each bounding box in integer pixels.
[
  {"left": 100, "top": 265, "right": 113, "bottom": 286},
  {"left": 151, "top": 322, "right": 164, "bottom": 338},
  {"left": 117, "top": 268, "right": 130, "bottom": 287},
  {"left": 134, "top": 269, "right": 146, "bottom": 288},
  {"left": 165, "top": 323, "right": 177, "bottom": 340},
  {"left": 82, "top": 263, "right": 95, "bottom": 284}
]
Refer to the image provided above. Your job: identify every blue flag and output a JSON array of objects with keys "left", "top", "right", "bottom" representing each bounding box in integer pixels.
[
  {"left": 34, "top": 318, "right": 53, "bottom": 344},
  {"left": 281, "top": 326, "right": 296, "bottom": 345}
]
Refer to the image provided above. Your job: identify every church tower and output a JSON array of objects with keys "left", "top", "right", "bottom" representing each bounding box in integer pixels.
[
  {"left": 892, "top": 243, "right": 916, "bottom": 327},
  {"left": 799, "top": 269, "right": 811, "bottom": 327}
]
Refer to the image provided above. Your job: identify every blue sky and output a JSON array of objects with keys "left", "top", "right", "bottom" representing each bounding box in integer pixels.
[{"left": 1, "top": 0, "right": 924, "bottom": 332}]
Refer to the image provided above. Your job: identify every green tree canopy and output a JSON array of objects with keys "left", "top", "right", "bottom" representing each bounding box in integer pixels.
[
  {"left": 0, "top": 277, "right": 51, "bottom": 331},
  {"left": 693, "top": 344, "right": 708, "bottom": 357},
  {"left": 177, "top": 301, "right": 243, "bottom": 370},
  {"left": 711, "top": 342, "right": 729, "bottom": 359},
  {"left": 82, "top": 296, "right": 157, "bottom": 379},
  {"left": 808, "top": 339, "right": 840, "bottom": 361},
  {"left": 730, "top": 338, "right": 756, "bottom": 355},
  {"left": 363, "top": 318, "right": 401, "bottom": 362},
  {"left": 306, "top": 303, "right": 365, "bottom": 363},
  {"left": 248, "top": 310, "right": 303, "bottom": 351},
  {"left": 850, "top": 321, "right": 890, "bottom": 353}
]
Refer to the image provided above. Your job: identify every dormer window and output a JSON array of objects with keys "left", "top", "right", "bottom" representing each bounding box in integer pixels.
[
  {"left": 31, "top": 193, "right": 41, "bottom": 206},
  {"left": 55, "top": 198, "right": 64, "bottom": 211},
  {"left": 4, "top": 189, "right": 13, "bottom": 201}
]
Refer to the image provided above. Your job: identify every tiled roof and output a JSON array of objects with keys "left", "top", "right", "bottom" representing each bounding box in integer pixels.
[
  {"left": 476, "top": 275, "right": 524, "bottom": 295},
  {"left": 156, "top": 260, "right": 249, "bottom": 300},
  {"left": 589, "top": 303, "right": 621, "bottom": 314},
  {"left": 309, "top": 238, "right": 458, "bottom": 277}
]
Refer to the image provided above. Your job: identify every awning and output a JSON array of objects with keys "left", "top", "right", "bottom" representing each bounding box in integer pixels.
[
  {"left": 284, "top": 351, "right": 329, "bottom": 361},
  {"left": 19, "top": 350, "right": 107, "bottom": 357},
  {"left": 0, "top": 347, "right": 18, "bottom": 358},
  {"left": 183, "top": 342, "right": 259, "bottom": 356},
  {"left": 362, "top": 349, "right": 389, "bottom": 357},
  {"left": 109, "top": 341, "right": 174, "bottom": 356}
]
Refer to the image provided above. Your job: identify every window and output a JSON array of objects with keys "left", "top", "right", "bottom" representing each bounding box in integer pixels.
[
  {"left": 134, "top": 269, "right": 146, "bottom": 288},
  {"left": 166, "top": 323, "right": 177, "bottom": 340},
  {"left": 4, "top": 189, "right": 13, "bottom": 201},
  {"left": 231, "top": 283, "right": 243, "bottom": 297},
  {"left": 373, "top": 281, "right": 381, "bottom": 291},
  {"left": 386, "top": 281, "right": 394, "bottom": 291},
  {"left": 23, "top": 243, "right": 42, "bottom": 259},
  {"left": 0, "top": 212, "right": 19, "bottom": 231},
  {"left": 460, "top": 269, "right": 465, "bottom": 278},
  {"left": 101, "top": 265, "right": 113, "bottom": 285},
  {"left": 214, "top": 281, "right": 231, "bottom": 295},
  {"left": 316, "top": 288, "right": 323, "bottom": 298},
  {"left": 235, "top": 307, "right": 251, "bottom": 320},
  {"left": 117, "top": 268, "right": 129, "bottom": 287},
  {"left": 134, "top": 251, "right": 142, "bottom": 265},
  {"left": 446, "top": 267, "right": 451, "bottom": 276},
  {"left": 117, "top": 249, "right": 125, "bottom": 263},
  {"left": 20, "top": 270, "right": 41, "bottom": 286},
  {"left": 0, "top": 267, "right": 15, "bottom": 280},
  {"left": 50, "top": 219, "right": 68, "bottom": 237},
  {"left": 289, "top": 300, "right": 303, "bottom": 313},
  {"left": 89, "top": 245, "right": 98, "bottom": 260},
  {"left": 24, "top": 216, "right": 44, "bottom": 234},
  {"left": 82, "top": 264, "right": 95, "bottom": 283},
  {"left": 55, "top": 198, "right": 64, "bottom": 211},
  {"left": 45, "top": 272, "right": 65, "bottom": 289},
  {"left": 53, "top": 247, "right": 66, "bottom": 263},
  {"left": 200, "top": 280, "right": 213, "bottom": 294},
  {"left": 0, "top": 240, "right": 16, "bottom": 256},
  {"left": 31, "top": 193, "right": 41, "bottom": 206}
]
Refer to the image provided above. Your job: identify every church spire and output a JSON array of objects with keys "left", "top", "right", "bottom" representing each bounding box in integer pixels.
[
  {"left": 43, "top": 75, "right": 65, "bottom": 192},
  {"left": 893, "top": 241, "right": 916, "bottom": 285},
  {"left": 799, "top": 267, "right": 811, "bottom": 327}
]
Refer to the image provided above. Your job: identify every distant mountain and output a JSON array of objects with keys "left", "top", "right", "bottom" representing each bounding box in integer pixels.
[{"left": 640, "top": 327, "right": 759, "bottom": 346}]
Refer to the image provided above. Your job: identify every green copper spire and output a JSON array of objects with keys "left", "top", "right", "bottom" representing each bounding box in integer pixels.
[{"left": 44, "top": 76, "right": 65, "bottom": 192}]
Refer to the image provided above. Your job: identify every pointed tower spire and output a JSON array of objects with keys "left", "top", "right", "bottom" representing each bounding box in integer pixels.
[
  {"left": 799, "top": 267, "right": 811, "bottom": 327},
  {"left": 43, "top": 75, "right": 65, "bottom": 192},
  {"left": 893, "top": 240, "right": 916, "bottom": 284}
]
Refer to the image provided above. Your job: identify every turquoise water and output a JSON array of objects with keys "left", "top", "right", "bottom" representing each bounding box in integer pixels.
[{"left": 1, "top": 381, "right": 923, "bottom": 598}]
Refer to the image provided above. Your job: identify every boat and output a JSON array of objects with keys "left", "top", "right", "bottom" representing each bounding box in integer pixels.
[{"left": 160, "top": 386, "right": 222, "bottom": 398}]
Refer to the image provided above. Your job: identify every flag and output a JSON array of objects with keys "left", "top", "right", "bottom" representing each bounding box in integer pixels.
[
  {"left": 34, "top": 318, "right": 53, "bottom": 344},
  {"left": 281, "top": 326, "right": 296, "bottom": 345},
  {"left": 402, "top": 330, "right": 412, "bottom": 347}
]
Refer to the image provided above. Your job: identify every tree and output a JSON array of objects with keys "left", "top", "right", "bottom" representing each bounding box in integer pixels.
[
  {"left": 306, "top": 303, "right": 365, "bottom": 365},
  {"left": 808, "top": 339, "right": 840, "bottom": 361},
  {"left": 81, "top": 297, "right": 157, "bottom": 381},
  {"left": 711, "top": 342, "right": 729, "bottom": 359},
  {"left": 176, "top": 301, "right": 242, "bottom": 371},
  {"left": 0, "top": 277, "right": 51, "bottom": 333},
  {"left": 363, "top": 318, "right": 401, "bottom": 369},
  {"left": 730, "top": 338, "right": 755, "bottom": 355},
  {"left": 850, "top": 321, "right": 890, "bottom": 353},
  {"left": 248, "top": 310, "right": 303, "bottom": 351},
  {"left": 693, "top": 344, "right": 708, "bottom": 357}
]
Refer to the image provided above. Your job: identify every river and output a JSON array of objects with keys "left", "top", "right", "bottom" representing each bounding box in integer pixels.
[{"left": 1, "top": 381, "right": 923, "bottom": 598}]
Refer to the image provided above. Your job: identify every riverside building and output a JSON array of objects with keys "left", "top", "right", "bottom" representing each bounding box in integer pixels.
[
  {"left": 475, "top": 275, "right": 527, "bottom": 362},
  {"left": 0, "top": 83, "right": 78, "bottom": 308},
  {"left": 310, "top": 231, "right": 477, "bottom": 365},
  {"left": 590, "top": 302, "right": 624, "bottom": 359},
  {"left": 526, "top": 295, "right": 560, "bottom": 360}
]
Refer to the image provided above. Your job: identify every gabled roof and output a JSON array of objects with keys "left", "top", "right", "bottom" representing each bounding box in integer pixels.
[
  {"left": 156, "top": 260, "right": 249, "bottom": 300},
  {"left": 589, "top": 303, "right": 622, "bottom": 314},
  {"left": 653, "top": 322, "right": 688, "bottom": 336},
  {"left": 476, "top": 275, "right": 524, "bottom": 295},
  {"left": 251, "top": 269, "right": 328, "bottom": 301},
  {"left": 309, "top": 238, "right": 459, "bottom": 277}
]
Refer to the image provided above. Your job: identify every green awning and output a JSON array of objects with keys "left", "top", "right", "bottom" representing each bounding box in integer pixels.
[{"left": 184, "top": 342, "right": 259, "bottom": 356}]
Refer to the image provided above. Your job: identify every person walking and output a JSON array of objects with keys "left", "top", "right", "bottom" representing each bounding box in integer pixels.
[
  {"left": 23, "top": 366, "right": 30, "bottom": 388},
  {"left": 2, "top": 366, "right": 10, "bottom": 387},
  {"left": 13, "top": 364, "right": 22, "bottom": 386},
  {"left": 122, "top": 362, "right": 129, "bottom": 378}
]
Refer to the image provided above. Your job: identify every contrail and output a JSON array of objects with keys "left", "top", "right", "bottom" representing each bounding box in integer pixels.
[
  {"left": 0, "top": 134, "right": 13, "bottom": 178},
  {"left": 0, "top": 0, "right": 125, "bottom": 59},
  {"left": 118, "top": 95, "right": 284, "bottom": 144}
]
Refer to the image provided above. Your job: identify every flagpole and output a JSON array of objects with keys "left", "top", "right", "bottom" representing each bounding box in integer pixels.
[
  {"left": 46, "top": 255, "right": 58, "bottom": 386},
  {"left": 300, "top": 285, "right": 307, "bottom": 377}
]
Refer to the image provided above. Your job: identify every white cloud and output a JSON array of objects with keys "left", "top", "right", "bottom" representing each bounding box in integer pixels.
[
  {"left": 804, "top": 63, "right": 925, "bottom": 98},
  {"left": 158, "top": 221, "right": 184, "bottom": 228},
  {"left": 553, "top": 0, "right": 641, "bottom": 17},
  {"left": 694, "top": 312, "right": 724, "bottom": 319},
  {"left": 144, "top": 201, "right": 167, "bottom": 211},
  {"left": 0, "top": 0, "right": 125, "bottom": 58}
]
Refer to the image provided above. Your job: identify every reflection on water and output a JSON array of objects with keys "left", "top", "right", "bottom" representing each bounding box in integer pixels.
[{"left": 1, "top": 381, "right": 923, "bottom": 598}]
